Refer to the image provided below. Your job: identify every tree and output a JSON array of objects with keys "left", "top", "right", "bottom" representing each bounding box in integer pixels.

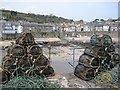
[
  {"left": 94, "top": 19, "right": 99, "bottom": 22},
  {"left": 11, "top": 11, "right": 17, "bottom": 16},
  {"left": 100, "top": 19, "right": 104, "bottom": 22},
  {"left": 79, "top": 19, "right": 83, "bottom": 22},
  {"left": 4, "top": 18, "right": 9, "bottom": 21}
]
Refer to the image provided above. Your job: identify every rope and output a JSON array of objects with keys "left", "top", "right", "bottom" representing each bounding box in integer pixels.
[
  {"left": 2, "top": 75, "right": 61, "bottom": 88},
  {"left": 94, "top": 63, "right": 118, "bottom": 88}
]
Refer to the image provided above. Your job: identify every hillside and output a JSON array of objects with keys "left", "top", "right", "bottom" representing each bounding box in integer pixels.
[{"left": 0, "top": 9, "right": 74, "bottom": 23}]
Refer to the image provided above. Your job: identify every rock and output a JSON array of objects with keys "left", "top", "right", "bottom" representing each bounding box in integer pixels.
[
  {"left": 60, "top": 77, "right": 69, "bottom": 88},
  {"left": 48, "top": 79, "right": 59, "bottom": 83},
  {"left": 74, "top": 83, "right": 85, "bottom": 88}
]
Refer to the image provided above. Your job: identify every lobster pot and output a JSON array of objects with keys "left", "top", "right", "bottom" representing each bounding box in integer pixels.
[
  {"left": 10, "top": 45, "right": 26, "bottom": 60},
  {"left": 34, "top": 55, "right": 49, "bottom": 68},
  {"left": 90, "top": 34, "right": 112, "bottom": 46},
  {"left": 42, "top": 65, "right": 55, "bottom": 77},
  {"left": 78, "top": 54, "right": 100, "bottom": 67},
  {"left": 113, "top": 53, "right": 120, "bottom": 63},
  {"left": 90, "top": 34, "right": 99, "bottom": 45},
  {"left": 16, "top": 32, "right": 35, "bottom": 46},
  {"left": 0, "top": 70, "right": 11, "bottom": 84},
  {"left": 107, "top": 44, "right": 115, "bottom": 52},
  {"left": 96, "top": 66, "right": 106, "bottom": 75},
  {"left": 74, "top": 64, "right": 95, "bottom": 80},
  {"left": 27, "top": 69, "right": 41, "bottom": 76},
  {"left": 16, "top": 32, "right": 24, "bottom": 45},
  {"left": 102, "top": 34, "right": 112, "bottom": 46},
  {"left": 84, "top": 46, "right": 106, "bottom": 57},
  {"left": 3, "top": 58, "right": 16, "bottom": 73},
  {"left": 110, "top": 53, "right": 120, "bottom": 64},
  {"left": 12, "top": 68, "right": 25, "bottom": 77},
  {"left": 103, "top": 54, "right": 111, "bottom": 65},
  {"left": 28, "top": 45, "right": 43, "bottom": 59},
  {"left": 2, "top": 55, "right": 11, "bottom": 64},
  {"left": 7, "top": 45, "right": 14, "bottom": 55},
  {"left": 18, "top": 56, "right": 33, "bottom": 72}
]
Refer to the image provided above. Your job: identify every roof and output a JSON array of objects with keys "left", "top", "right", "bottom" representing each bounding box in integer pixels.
[{"left": 22, "top": 22, "right": 53, "bottom": 27}]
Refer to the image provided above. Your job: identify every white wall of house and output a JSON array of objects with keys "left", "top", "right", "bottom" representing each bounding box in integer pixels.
[
  {"left": 0, "top": 22, "right": 2, "bottom": 38},
  {"left": 71, "top": 26, "right": 75, "bottom": 31},
  {"left": 64, "top": 28, "right": 69, "bottom": 32},
  {"left": 52, "top": 26, "right": 56, "bottom": 31},
  {"left": 64, "top": 27, "right": 74, "bottom": 32},
  {"left": 89, "top": 26, "right": 94, "bottom": 31},
  {"left": 4, "top": 26, "right": 13, "bottom": 30},
  {"left": 2, "top": 23, "right": 23, "bottom": 34},
  {"left": 103, "top": 26, "right": 109, "bottom": 31},
  {"left": 95, "top": 27, "right": 102, "bottom": 31},
  {"left": 17, "top": 25, "right": 23, "bottom": 33},
  {"left": 84, "top": 26, "right": 90, "bottom": 31},
  {"left": 111, "top": 27, "right": 117, "bottom": 31},
  {"left": 77, "top": 27, "right": 81, "bottom": 32}
]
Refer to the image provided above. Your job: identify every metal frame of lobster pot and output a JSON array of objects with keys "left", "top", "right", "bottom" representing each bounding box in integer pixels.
[
  {"left": 16, "top": 32, "right": 35, "bottom": 46},
  {"left": 9, "top": 45, "right": 26, "bottom": 60},
  {"left": 90, "top": 34, "right": 113, "bottom": 47},
  {"left": 34, "top": 55, "right": 49, "bottom": 68},
  {"left": 28, "top": 44, "right": 43, "bottom": 59},
  {"left": 0, "top": 70, "right": 11, "bottom": 84},
  {"left": 74, "top": 64, "right": 95, "bottom": 81},
  {"left": 2, "top": 58, "right": 16, "bottom": 73},
  {"left": 78, "top": 54, "right": 100, "bottom": 68},
  {"left": 18, "top": 56, "right": 33, "bottom": 72}
]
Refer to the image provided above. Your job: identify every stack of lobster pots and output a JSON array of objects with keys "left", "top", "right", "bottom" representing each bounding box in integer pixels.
[
  {"left": 1, "top": 32, "right": 54, "bottom": 84},
  {"left": 74, "top": 34, "right": 119, "bottom": 81}
]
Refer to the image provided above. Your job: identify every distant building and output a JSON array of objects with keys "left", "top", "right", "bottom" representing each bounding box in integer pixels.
[
  {"left": 83, "top": 24, "right": 90, "bottom": 31},
  {"left": 22, "top": 22, "right": 53, "bottom": 32},
  {"left": 0, "top": 22, "right": 2, "bottom": 38},
  {"left": 2, "top": 22, "right": 23, "bottom": 34},
  {"left": 110, "top": 22, "right": 118, "bottom": 31},
  {"left": 94, "top": 24, "right": 103, "bottom": 31},
  {"left": 103, "top": 26, "right": 109, "bottom": 31}
]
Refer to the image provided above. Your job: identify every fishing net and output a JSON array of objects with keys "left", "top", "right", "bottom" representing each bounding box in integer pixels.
[
  {"left": 94, "top": 70, "right": 118, "bottom": 88},
  {"left": 2, "top": 75, "right": 61, "bottom": 88}
]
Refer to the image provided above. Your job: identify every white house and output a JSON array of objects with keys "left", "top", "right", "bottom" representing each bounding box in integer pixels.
[
  {"left": 111, "top": 26, "right": 117, "bottom": 31},
  {"left": 2, "top": 22, "right": 23, "bottom": 34},
  {"left": 103, "top": 26, "right": 109, "bottom": 31},
  {"left": 95, "top": 24, "right": 103, "bottom": 31},
  {"left": 83, "top": 24, "right": 90, "bottom": 31}
]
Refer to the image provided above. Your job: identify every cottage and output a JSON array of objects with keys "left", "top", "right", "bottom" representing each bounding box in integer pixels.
[
  {"left": 23, "top": 22, "right": 53, "bottom": 32},
  {"left": 110, "top": 23, "right": 117, "bottom": 31},
  {"left": 83, "top": 24, "right": 90, "bottom": 32},
  {"left": 2, "top": 22, "right": 23, "bottom": 34},
  {"left": 103, "top": 25, "right": 109, "bottom": 31},
  {"left": 94, "top": 24, "right": 103, "bottom": 31}
]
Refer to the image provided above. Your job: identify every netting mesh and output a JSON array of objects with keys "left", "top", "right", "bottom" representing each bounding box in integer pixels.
[{"left": 2, "top": 75, "right": 61, "bottom": 88}]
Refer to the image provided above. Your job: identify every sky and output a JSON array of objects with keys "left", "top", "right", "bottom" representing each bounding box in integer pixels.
[{"left": 0, "top": 0, "right": 119, "bottom": 22}]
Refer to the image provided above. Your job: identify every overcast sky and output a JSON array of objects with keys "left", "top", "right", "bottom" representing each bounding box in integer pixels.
[{"left": 0, "top": 0, "right": 119, "bottom": 21}]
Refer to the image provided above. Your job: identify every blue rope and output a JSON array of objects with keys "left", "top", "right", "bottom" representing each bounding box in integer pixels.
[{"left": 103, "top": 63, "right": 118, "bottom": 82}]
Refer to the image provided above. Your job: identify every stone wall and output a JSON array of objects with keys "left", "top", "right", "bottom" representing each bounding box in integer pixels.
[{"left": 1, "top": 31, "right": 118, "bottom": 40}]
